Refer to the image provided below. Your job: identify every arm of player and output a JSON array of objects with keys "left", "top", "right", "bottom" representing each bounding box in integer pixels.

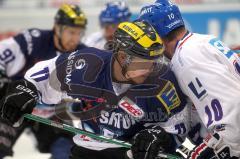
[
  {"left": 0, "top": 54, "right": 66, "bottom": 126},
  {"left": 24, "top": 56, "right": 65, "bottom": 105},
  {"left": 0, "top": 33, "right": 28, "bottom": 77},
  {"left": 0, "top": 37, "right": 27, "bottom": 98},
  {"left": 175, "top": 53, "right": 240, "bottom": 157}
]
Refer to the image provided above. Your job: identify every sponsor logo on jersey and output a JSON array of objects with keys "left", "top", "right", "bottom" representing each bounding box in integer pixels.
[
  {"left": 99, "top": 107, "right": 168, "bottom": 130},
  {"left": 156, "top": 81, "right": 181, "bottom": 115},
  {"left": 75, "top": 59, "right": 86, "bottom": 70},
  {"left": 64, "top": 51, "right": 77, "bottom": 88},
  {"left": 209, "top": 38, "right": 234, "bottom": 59},
  {"left": 118, "top": 97, "right": 144, "bottom": 119},
  {"left": 210, "top": 38, "right": 240, "bottom": 76},
  {"left": 99, "top": 111, "right": 137, "bottom": 130}
]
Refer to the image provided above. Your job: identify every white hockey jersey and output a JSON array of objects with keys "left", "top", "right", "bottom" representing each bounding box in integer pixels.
[
  {"left": 171, "top": 32, "right": 240, "bottom": 155},
  {"left": 83, "top": 31, "right": 107, "bottom": 50}
]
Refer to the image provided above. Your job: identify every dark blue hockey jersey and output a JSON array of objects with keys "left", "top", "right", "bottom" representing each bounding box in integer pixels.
[
  {"left": 0, "top": 28, "right": 86, "bottom": 80},
  {"left": 25, "top": 47, "right": 189, "bottom": 143}
]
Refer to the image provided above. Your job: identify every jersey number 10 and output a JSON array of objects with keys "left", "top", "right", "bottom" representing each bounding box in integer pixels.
[
  {"left": 189, "top": 78, "right": 223, "bottom": 127},
  {"left": 205, "top": 99, "right": 223, "bottom": 127}
]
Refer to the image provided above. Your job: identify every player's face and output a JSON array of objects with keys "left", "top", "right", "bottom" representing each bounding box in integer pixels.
[
  {"left": 102, "top": 24, "right": 118, "bottom": 41},
  {"left": 125, "top": 56, "right": 155, "bottom": 84},
  {"left": 162, "top": 41, "right": 174, "bottom": 59},
  {"left": 61, "top": 26, "right": 84, "bottom": 52}
]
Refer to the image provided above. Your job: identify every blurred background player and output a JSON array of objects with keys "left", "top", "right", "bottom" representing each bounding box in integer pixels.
[
  {"left": 84, "top": 1, "right": 131, "bottom": 50},
  {"left": 0, "top": 4, "right": 87, "bottom": 159}
]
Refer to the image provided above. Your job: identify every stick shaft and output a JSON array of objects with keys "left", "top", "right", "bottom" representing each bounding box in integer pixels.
[
  {"left": 24, "top": 114, "right": 131, "bottom": 148},
  {"left": 24, "top": 114, "right": 183, "bottom": 159}
]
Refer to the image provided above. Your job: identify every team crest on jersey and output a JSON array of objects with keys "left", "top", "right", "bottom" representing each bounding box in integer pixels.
[
  {"left": 156, "top": 81, "right": 181, "bottom": 115},
  {"left": 31, "top": 29, "right": 41, "bottom": 37},
  {"left": 75, "top": 59, "right": 86, "bottom": 70}
]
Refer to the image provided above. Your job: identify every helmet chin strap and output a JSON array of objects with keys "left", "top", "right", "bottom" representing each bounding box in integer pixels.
[
  {"left": 114, "top": 53, "right": 136, "bottom": 84},
  {"left": 56, "top": 25, "right": 66, "bottom": 52}
]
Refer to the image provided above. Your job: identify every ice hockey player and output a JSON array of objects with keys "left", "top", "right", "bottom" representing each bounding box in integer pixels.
[
  {"left": 0, "top": 4, "right": 87, "bottom": 159},
  {"left": 84, "top": 1, "right": 131, "bottom": 50},
  {"left": 138, "top": 0, "right": 240, "bottom": 158},
  {"left": 0, "top": 19, "right": 194, "bottom": 159}
]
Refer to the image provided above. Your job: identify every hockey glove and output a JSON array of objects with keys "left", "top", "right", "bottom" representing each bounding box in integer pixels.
[
  {"left": 0, "top": 70, "right": 11, "bottom": 99},
  {"left": 128, "top": 125, "right": 177, "bottom": 159},
  {"left": 187, "top": 133, "right": 238, "bottom": 159},
  {"left": 0, "top": 80, "right": 38, "bottom": 126}
]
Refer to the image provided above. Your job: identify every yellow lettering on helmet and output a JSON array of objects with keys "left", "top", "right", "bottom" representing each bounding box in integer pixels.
[
  {"left": 118, "top": 22, "right": 144, "bottom": 39},
  {"left": 118, "top": 21, "right": 164, "bottom": 56}
]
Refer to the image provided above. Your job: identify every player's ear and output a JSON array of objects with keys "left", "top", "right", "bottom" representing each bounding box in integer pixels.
[{"left": 53, "top": 24, "right": 61, "bottom": 36}]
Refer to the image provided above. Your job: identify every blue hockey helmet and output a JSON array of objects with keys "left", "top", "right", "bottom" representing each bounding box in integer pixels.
[
  {"left": 99, "top": 1, "right": 132, "bottom": 27},
  {"left": 138, "top": 0, "right": 184, "bottom": 37}
]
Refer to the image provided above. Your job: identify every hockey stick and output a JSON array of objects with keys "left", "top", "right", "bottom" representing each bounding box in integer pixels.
[
  {"left": 24, "top": 114, "right": 131, "bottom": 148},
  {"left": 24, "top": 114, "right": 184, "bottom": 159}
]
